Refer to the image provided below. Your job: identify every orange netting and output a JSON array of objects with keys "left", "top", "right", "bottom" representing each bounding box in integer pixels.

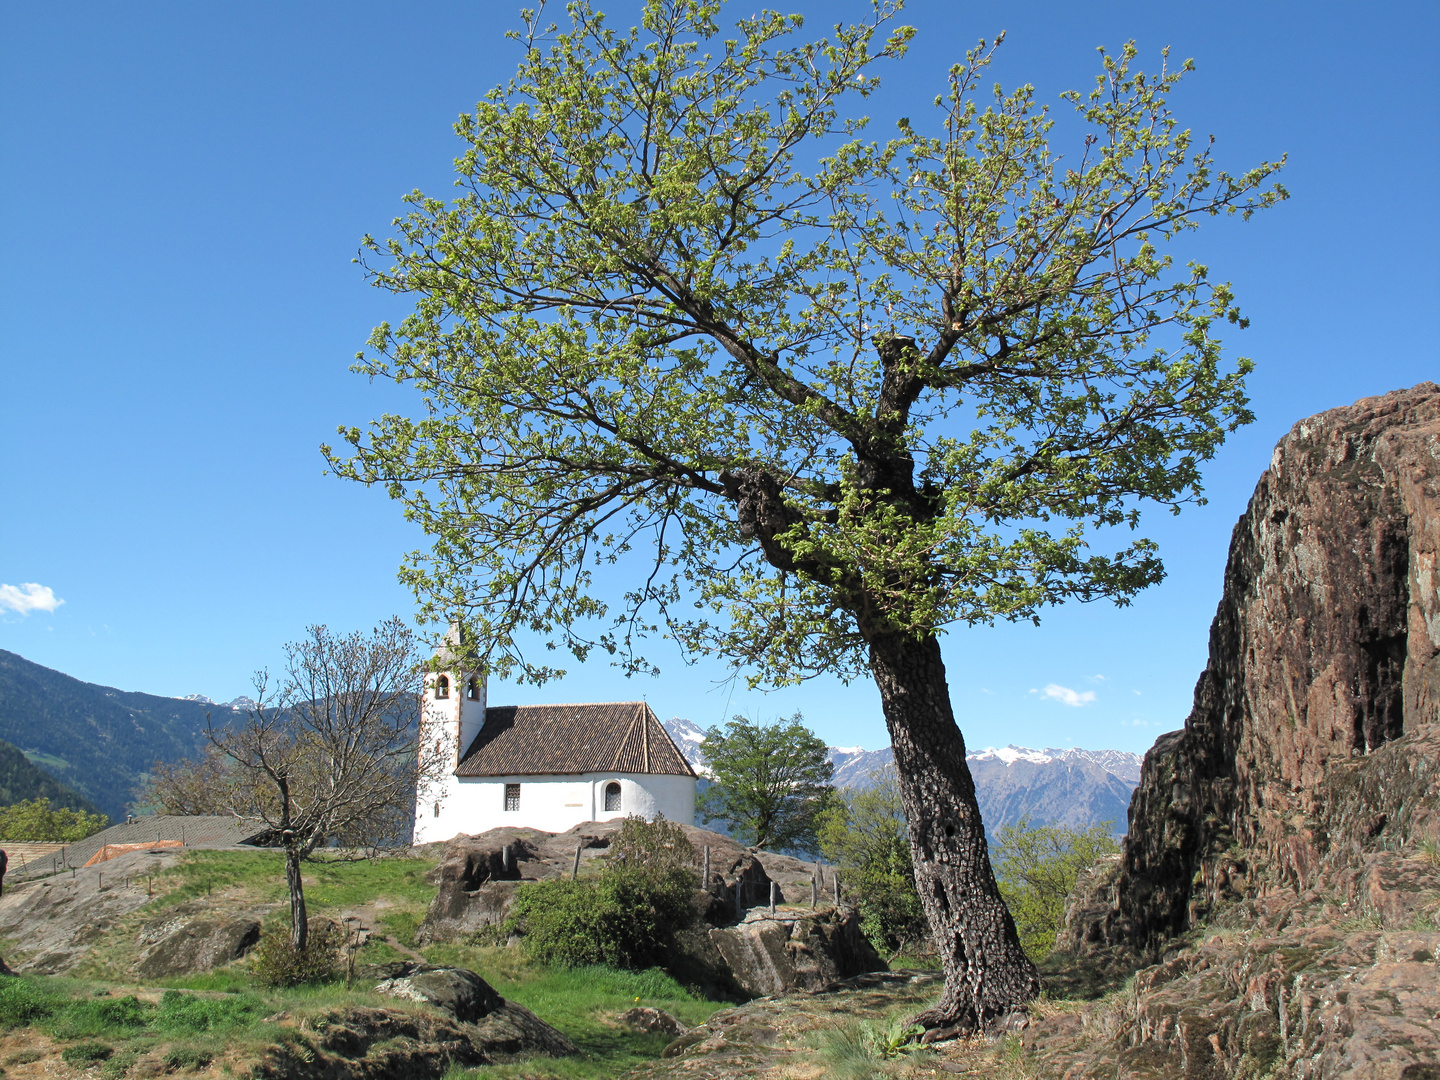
[{"left": 83, "top": 840, "right": 184, "bottom": 867}]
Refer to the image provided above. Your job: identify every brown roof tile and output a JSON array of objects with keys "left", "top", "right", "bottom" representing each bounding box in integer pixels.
[{"left": 455, "top": 701, "right": 697, "bottom": 778}]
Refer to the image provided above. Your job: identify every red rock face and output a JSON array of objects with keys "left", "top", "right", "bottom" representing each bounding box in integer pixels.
[{"left": 1066, "top": 383, "right": 1440, "bottom": 956}]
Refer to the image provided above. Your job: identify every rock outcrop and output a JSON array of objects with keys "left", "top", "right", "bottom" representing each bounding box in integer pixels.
[
  {"left": 0, "top": 847, "right": 190, "bottom": 974},
  {"left": 370, "top": 962, "right": 504, "bottom": 1022},
  {"left": 1066, "top": 384, "right": 1440, "bottom": 958},
  {"left": 706, "top": 906, "right": 885, "bottom": 997},
  {"left": 416, "top": 818, "right": 885, "bottom": 998},
  {"left": 417, "top": 820, "right": 805, "bottom": 943},
  {"left": 1051, "top": 385, "right": 1440, "bottom": 1078},
  {"left": 134, "top": 909, "right": 261, "bottom": 978},
  {"left": 251, "top": 999, "right": 578, "bottom": 1080}
]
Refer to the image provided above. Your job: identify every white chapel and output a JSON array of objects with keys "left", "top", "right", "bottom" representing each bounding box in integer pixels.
[{"left": 413, "top": 628, "right": 697, "bottom": 844}]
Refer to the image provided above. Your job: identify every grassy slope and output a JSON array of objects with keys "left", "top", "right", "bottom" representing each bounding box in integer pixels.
[{"left": 4, "top": 850, "right": 730, "bottom": 1079}]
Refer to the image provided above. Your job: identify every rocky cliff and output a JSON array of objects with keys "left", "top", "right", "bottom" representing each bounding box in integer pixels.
[
  {"left": 1065, "top": 383, "right": 1440, "bottom": 958},
  {"left": 1048, "top": 385, "right": 1440, "bottom": 1079}
]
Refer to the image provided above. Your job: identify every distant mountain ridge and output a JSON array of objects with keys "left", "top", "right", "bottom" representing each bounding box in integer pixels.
[
  {"left": 661, "top": 716, "right": 1143, "bottom": 836},
  {"left": 0, "top": 650, "right": 240, "bottom": 820}
]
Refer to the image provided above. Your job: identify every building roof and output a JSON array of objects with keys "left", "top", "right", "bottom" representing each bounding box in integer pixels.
[{"left": 455, "top": 701, "right": 696, "bottom": 778}]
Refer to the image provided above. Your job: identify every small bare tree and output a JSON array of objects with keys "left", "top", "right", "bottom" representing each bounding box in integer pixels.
[
  {"left": 206, "top": 618, "right": 443, "bottom": 951},
  {"left": 144, "top": 744, "right": 233, "bottom": 816}
]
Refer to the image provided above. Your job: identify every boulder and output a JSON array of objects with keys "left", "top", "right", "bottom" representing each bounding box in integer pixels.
[
  {"left": 251, "top": 1000, "right": 577, "bottom": 1079},
  {"left": 372, "top": 963, "right": 503, "bottom": 1023},
  {"left": 468, "top": 999, "right": 581, "bottom": 1061},
  {"left": 618, "top": 1006, "right": 689, "bottom": 1038},
  {"left": 706, "top": 905, "right": 885, "bottom": 997},
  {"left": 134, "top": 914, "right": 261, "bottom": 978}
]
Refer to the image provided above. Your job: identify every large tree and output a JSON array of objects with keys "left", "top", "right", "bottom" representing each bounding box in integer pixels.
[{"left": 328, "top": 0, "right": 1284, "bottom": 1033}]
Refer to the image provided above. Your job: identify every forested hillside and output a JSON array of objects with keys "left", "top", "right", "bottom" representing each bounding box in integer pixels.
[
  {"left": 0, "top": 650, "right": 222, "bottom": 819},
  {"left": 0, "top": 736, "right": 102, "bottom": 814}
]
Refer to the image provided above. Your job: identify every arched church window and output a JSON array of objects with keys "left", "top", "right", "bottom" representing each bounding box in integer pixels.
[
  {"left": 604, "top": 781, "right": 622, "bottom": 813},
  {"left": 433, "top": 802, "right": 441, "bottom": 818},
  {"left": 466, "top": 676, "right": 480, "bottom": 701},
  {"left": 436, "top": 675, "right": 449, "bottom": 699}
]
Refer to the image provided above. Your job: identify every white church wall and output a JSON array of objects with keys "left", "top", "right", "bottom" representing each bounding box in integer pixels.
[{"left": 417, "top": 770, "right": 696, "bottom": 842}]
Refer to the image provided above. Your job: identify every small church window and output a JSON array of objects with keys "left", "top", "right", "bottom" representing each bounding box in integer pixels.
[
  {"left": 604, "top": 782, "right": 622, "bottom": 813},
  {"left": 436, "top": 675, "right": 449, "bottom": 699},
  {"left": 504, "top": 783, "right": 521, "bottom": 812},
  {"left": 466, "top": 676, "right": 481, "bottom": 701},
  {"left": 433, "top": 802, "right": 441, "bottom": 818}
]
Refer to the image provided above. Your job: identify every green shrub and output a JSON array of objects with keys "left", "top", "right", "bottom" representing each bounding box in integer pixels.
[
  {"left": 992, "top": 818, "right": 1121, "bottom": 963},
  {"left": 507, "top": 818, "right": 698, "bottom": 969},
  {"left": 818, "top": 767, "right": 930, "bottom": 957},
  {"left": 153, "top": 989, "right": 261, "bottom": 1032},
  {"left": 43, "top": 995, "right": 153, "bottom": 1040},
  {"left": 162, "top": 1046, "right": 214, "bottom": 1071},
  {"left": 0, "top": 978, "right": 65, "bottom": 1028},
  {"left": 607, "top": 814, "right": 697, "bottom": 876},
  {"left": 61, "top": 1042, "right": 113, "bottom": 1065},
  {"left": 100, "top": 1049, "right": 138, "bottom": 1079},
  {"left": 250, "top": 919, "right": 344, "bottom": 987}
]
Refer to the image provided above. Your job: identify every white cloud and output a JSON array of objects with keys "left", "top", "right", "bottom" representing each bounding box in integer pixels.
[
  {"left": 1087, "top": 673, "right": 1108, "bottom": 683},
  {"left": 0, "top": 582, "right": 64, "bottom": 615},
  {"left": 1041, "top": 683, "right": 1095, "bottom": 708}
]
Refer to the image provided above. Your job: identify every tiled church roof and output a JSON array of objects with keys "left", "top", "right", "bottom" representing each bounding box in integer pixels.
[{"left": 455, "top": 701, "right": 696, "bottom": 778}]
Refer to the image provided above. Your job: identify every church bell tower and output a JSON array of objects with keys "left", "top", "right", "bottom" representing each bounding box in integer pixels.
[{"left": 414, "top": 621, "right": 486, "bottom": 842}]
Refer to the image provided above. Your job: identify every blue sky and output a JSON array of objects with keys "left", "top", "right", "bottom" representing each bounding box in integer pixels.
[{"left": 2, "top": 1, "right": 1436, "bottom": 756}]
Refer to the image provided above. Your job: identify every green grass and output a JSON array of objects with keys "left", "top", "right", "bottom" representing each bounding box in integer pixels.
[
  {"left": 422, "top": 944, "right": 730, "bottom": 1078},
  {"left": 152, "top": 850, "right": 435, "bottom": 914},
  {"left": 9, "top": 850, "right": 735, "bottom": 1079},
  {"left": 380, "top": 909, "right": 425, "bottom": 948}
]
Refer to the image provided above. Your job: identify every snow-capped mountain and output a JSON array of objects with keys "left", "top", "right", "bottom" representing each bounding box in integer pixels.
[
  {"left": 968, "top": 744, "right": 1144, "bottom": 785},
  {"left": 663, "top": 716, "right": 710, "bottom": 774},
  {"left": 176, "top": 694, "right": 255, "bottom": 712},
  {"left": 660, "top": 717, "right": 1143, "bottom": 835},
  {"left": 828, "top": 745, "right": 895, "bottom": 788}
]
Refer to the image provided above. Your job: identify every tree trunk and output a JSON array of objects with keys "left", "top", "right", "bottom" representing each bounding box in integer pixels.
[
  {"left": 869, "top": 631, "right": 1040, "bottom": 1037},
  {"left": 285, "top": 847, "right": 308, "bottom": 952}
]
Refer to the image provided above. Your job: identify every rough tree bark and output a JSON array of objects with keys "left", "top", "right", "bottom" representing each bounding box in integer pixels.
[
  {"left": 870, "top": 631, "right": 1040, "bottom": 1035},
  {"left": 724, "top": 331, "right": 1042, "bottom": 1032}
]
